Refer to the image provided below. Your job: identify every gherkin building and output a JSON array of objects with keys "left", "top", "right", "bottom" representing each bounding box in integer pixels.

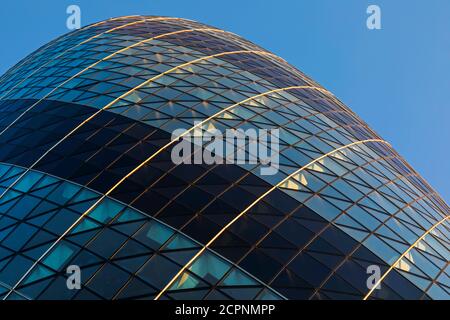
[{"left": 0, "top": 15, "right": 448, "bottom": 300}]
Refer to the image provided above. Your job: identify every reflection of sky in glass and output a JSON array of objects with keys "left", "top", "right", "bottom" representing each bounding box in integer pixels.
[{"left": 1, "top": 0, "right": 447, "bottom": 201}]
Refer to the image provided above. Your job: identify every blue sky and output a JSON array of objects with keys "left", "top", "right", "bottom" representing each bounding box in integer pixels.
[{"left": 0, "top": 0, "right": 449, "bottom": 201}]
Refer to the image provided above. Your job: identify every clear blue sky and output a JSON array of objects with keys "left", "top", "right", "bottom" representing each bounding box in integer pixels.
[{"left": 1, "top": 0, "right": 449, "bottom": 201}]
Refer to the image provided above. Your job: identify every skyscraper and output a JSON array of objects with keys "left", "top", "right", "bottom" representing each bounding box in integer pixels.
[{"left": 0, "top": 16, "right": 448, "bottom": 300}]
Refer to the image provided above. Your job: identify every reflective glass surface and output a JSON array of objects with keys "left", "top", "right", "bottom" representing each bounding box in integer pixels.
[{"left": 0, "top": 15, "right": 448, "bottom": 300}]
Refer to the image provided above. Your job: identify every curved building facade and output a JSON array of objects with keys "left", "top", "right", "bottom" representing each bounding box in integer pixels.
[{"left": 0, "top": 16, "right": 448, "bottom": 300}]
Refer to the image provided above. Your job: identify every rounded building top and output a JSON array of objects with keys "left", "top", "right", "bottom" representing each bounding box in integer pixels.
[{"left": 0, "top": 15, "right": 448, "bottom": 301}]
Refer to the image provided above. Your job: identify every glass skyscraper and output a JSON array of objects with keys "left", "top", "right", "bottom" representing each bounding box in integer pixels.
[{"left": 0, "top": 16, "right": 448, "bottom": 300}]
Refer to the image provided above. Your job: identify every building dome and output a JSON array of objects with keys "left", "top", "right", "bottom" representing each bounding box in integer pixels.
[{"left": 0, "top": 15, "right": 447, "bottom": 300}]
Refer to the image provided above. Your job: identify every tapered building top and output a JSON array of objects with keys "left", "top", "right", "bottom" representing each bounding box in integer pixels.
[{"left": 0, "top": 16, "right": 447, "bottom": 300}]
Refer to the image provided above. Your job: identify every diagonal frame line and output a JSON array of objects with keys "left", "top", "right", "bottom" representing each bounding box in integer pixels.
[
  {"left": 0, "top": 17, "right": 184, "bottom": 133},
  {"left": 0, "top": 28, "right": 232, "bottom": 201},
  {"left": 307, "top": 172, "right": 448, "bottom": 299},
  {"left": 0, "top": 50, "right": 291, "bottom": 203},
  {"left": 231, "top": 155, "right": 423, "bottom": 295},
  {"left": 307, "top": 190, "right": 439, "bottom": 299},
  {"left": 154, "top": 123, "right": 385, "bottom": 252},
  {"left": 153, "top": 138, "right": 390, "bottom": 300},
  {"left": 363, "top": 215, "right": 449, "bottom": 300},
  {"left": 0, "top": 15, "right": 136, "bottom": 86},
  {"left": 77, "top": 82, "right": 338, "bottom": 203},
  {"left": 5, "top": 86, "right": 329, "bottom": 297},
  {"left": 0, "top": 161, "right": 287, "bottom": 300},
  {"left": 0, "top": 16, "right": 157, "bottom": 99},
  {"left": 2, "top": 16, "right": 446, "bottom": 301},
  {"left": 420, "top": 256, "right": 450, "bottom": 299},
  {"left": 2, "top": 50, "right": 304, "bottom": 299},
  {"left": 127, "top": 91, "right": 345, "bottom": 223}
]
